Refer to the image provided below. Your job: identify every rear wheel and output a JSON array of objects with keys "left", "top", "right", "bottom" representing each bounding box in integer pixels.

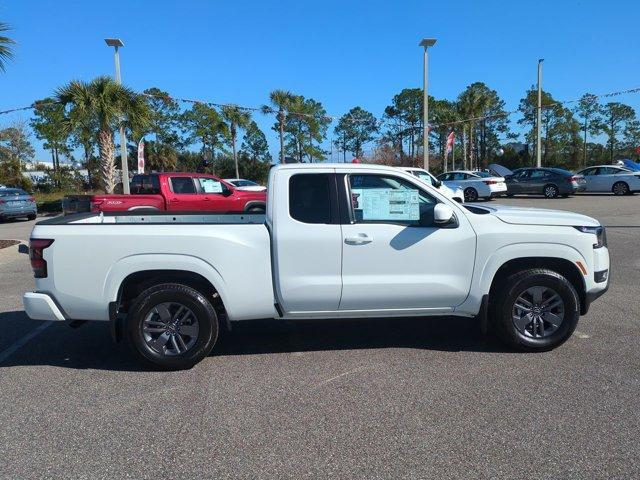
[
  {"left": 126, "top": 283, "right": 219, "bottom": 370},
  {"left": 464, "top": 187, "right": 479, "bottom": 202},
  {"left": 543, "top": 184, "right": 559, "bottom": 198},
  {"left": 27, "top": 213, "right": 36, "bottom": 220},
  {"left": 246, "top": 204, "right": 266, "bottom": 213},
  {"left": 490, "top": 269, "right": 580, "bottom": 351},
  {"left": 612, "top": 181, "right": 629, "bottom": 196}
]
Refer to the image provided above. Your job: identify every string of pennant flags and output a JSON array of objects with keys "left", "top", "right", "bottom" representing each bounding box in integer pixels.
[{"left": 1, "top": 85, "right": 640, "bottom": 130}]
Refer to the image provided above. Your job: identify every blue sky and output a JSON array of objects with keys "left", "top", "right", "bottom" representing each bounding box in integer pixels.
[{"left": 1, "top": 0, "right": 639, "bottom": 161}]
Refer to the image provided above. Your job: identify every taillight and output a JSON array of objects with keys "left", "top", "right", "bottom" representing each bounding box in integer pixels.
[
  {"left": 483, "top": 180, "right": 497, "bottom": 185},
  {"left": 28, "top": 196, "right": 35, "bottom": 202},
  {"left": 0, "top": 199, "right": 4, "bottom": 204},
  {"left": 569, "top": 176, "right": 578, "bottom": 182},
  {"left": 90, "top": 200, "right": 104, "bottom": 212},
  {"left": 29, "top": 238, "right": 54, "bottom": 278}
]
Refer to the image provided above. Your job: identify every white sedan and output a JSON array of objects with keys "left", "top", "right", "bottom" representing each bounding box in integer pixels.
[
  {"left": 575, "top": 165, "right": 640, "bottom": 195},
  {"left": 224, "top": 178, "right": 267, "bottom": 192},
  {"left": 437, "top": 170, "right": 507, "bottom": 202},
  {"left": 400, "top": 167, "right": 464, "bottom": 203}
]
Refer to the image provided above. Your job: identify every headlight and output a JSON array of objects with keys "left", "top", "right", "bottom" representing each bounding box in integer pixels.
[{"left": 574, "top": 225, "right": 607, "bottom": 248}]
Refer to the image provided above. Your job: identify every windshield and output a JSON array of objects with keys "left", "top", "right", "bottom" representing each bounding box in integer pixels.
[
  {"left": 550, "top": 168, "right": 574, "bottom": 176},
  {"left": 233, "top": 180, "right": 258, "bottom": 187}
]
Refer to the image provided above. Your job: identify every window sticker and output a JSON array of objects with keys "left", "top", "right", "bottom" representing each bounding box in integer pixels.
[
  {"left": 199, "top": 178, "right": 223, "bottom": 193},
  {"left": 352, "top": 188, "right": 420, "bottom": 221}
]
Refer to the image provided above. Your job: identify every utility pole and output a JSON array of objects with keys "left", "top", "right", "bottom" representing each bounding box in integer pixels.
[
  {"left": 419, "top": 38, "right": 436, "bottom": 170},
  {"left": 105, "top": 38, "right": 130, "bottom": 194},
  {"left": 536, "top": 58, "right": 544, "bottom": 168}
]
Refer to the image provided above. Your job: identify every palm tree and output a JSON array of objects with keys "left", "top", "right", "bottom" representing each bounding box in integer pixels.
[
  {"left": 264, "top": 90, "right": 294, "bottom": 163},
  {"left": 0, "top": 22, "right": 16, "bottom": 72},
  {"left": 457, "top": 84, "right": 491, "bottom": 170},
  {"left": 221, "top": 105, "right": 251, "bottom": 178},
  {"left": 56, "top": 76, "right": 150, "bottom": 193}
]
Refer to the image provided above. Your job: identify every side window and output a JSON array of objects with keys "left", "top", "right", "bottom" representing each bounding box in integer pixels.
[
  {"left": 138, "top": 175, "right": 160, "bottom": 194},
  {"left": 580, "top": 168, "right": 596, "bottom": 176},
  {"left": 289, "top": 174, "right": 333, "bottom": 224},
  {"left": 197, "top": 177, "right": 224, "bottom": 193},
  {"left": 592, "top": 168, "right": 604, "bottom": 176},
  {"left": 451, "top": 173, "right": 466, "bottom": 181},
  {"left": 130, "top": 175, "right": 143, "bottom": 194},
  {"left": 170, "top": 177, "right": 197, "bottom": 194},
  {"left": 348, "top": 174, "right": 438, "bottom": 227},
  {"left": 529, "top": 170, "right": 546, "bottom": 179}
]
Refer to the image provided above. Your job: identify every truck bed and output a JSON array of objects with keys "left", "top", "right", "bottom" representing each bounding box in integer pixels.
[{"left": 31, "top": 211, "right": 275, "bottom": 322}]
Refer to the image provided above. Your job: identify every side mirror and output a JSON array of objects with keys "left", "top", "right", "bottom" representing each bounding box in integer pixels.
[
  {"left": 434, "top": 179, "right": 442, "bottom": 188},
  {"left": 433, "top": 203, "right": 455, "bottom": 225}
]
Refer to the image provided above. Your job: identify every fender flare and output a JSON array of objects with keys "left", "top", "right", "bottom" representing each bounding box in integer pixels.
[{"left": 103, "top": 253, "right": 229, "bottom": 315}]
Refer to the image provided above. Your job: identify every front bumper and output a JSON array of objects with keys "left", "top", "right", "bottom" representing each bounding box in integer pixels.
[{"left": 23, "top": 292, "right": 66, "bottom": 321}]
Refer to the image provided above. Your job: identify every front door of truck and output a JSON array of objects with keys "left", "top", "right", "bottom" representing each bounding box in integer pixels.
[
  {"left": 195, "top": 177, "right": 237, "bottom": 212},
  {"left": 339, "top": 173, "right": 476, "bottom": 312}
]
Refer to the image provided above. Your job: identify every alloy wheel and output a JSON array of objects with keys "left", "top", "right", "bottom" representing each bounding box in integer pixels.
[
  {"left": 613, "top": 182, "right": 628, "bottom": 196},
  {"left": 142, "top": 302, "right": 199, "bottom": 356},
  {"left": 512, "top": 286, "right": 565, "bottom": 338},
  {"left": 544, "top": 185, "right": 558, "bottom": 198}
]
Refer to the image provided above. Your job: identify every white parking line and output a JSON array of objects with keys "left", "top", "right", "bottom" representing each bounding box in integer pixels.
[{"left": 0, "top": 321, "right": 52, "bottom": 364}]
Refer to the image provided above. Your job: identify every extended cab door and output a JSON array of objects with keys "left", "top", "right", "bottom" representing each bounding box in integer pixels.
[
  {"left": 339, "top": 172, "right": 476, "bottom": 312},
  {"left": 271, "top": 169, "right": 343, "bottom": 314},
  {"left": 165, "top": 175, "right": 202, "bottom": 210}
]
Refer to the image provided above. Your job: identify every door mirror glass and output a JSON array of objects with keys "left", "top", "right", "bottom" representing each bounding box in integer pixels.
[{"left": 433, "top": 203, "right": 454, "bottom": 225}]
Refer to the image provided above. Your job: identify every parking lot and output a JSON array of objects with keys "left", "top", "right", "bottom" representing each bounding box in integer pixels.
[{"left": 0, "top": 194, "right": 639, "bottom": 479}]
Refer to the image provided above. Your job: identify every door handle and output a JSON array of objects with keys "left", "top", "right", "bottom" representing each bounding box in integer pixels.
[
  {"left": 170, "top": 198, "right": 179, "bottom": 202},
  {"left": 344, "top": 234, "right": 373, "bottom": 245},
  {"left": 203, "top": 197, "right": 211, "bottom": 201}
]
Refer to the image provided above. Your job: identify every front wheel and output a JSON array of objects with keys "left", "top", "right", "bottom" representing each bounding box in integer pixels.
[
  {"left": 490, "top": 269, "right": 580, "bottom": 351},
  {"left": 126, "top": 283, "right": 219, "bottom": 370}
]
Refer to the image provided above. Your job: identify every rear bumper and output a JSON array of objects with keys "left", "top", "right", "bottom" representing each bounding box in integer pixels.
[
  {"left": 1, "top": 208, "right": 36, "bottom": 218},
  {"left": 23, "top": 292, "right": 66, "bottom": 321}
]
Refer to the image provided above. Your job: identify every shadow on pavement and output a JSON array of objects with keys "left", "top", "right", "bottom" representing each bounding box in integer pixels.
[{"left": 0, "top": 310, "right": 510, "bottom": 372}]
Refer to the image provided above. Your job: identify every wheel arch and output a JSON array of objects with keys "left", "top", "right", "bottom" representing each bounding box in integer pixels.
[
  {"left": 104, "top": 254, "right": 230, "bottom": 319},
  {"left": 488, "top": 256, "right": 587, "bottom": 314}
]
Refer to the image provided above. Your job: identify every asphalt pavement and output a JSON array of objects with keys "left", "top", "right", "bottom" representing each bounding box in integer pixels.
[{"left": 0, "top": 196, "right": 639, "bottom": 479}]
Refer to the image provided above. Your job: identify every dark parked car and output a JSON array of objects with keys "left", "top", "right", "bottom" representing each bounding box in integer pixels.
[{"left": 505, "top": 168, "right": 586, "bottom": 198}]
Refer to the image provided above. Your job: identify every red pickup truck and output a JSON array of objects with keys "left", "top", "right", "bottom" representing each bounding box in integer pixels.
[{"left": 64, "top": 173, "right": 267, "bottom": 214}]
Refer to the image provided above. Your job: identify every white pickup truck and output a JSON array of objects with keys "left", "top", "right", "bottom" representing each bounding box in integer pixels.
[{"left": 24, "top": 164, "right": 610, "bottom": 369}]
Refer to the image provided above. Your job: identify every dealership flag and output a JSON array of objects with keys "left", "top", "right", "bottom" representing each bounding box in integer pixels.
[
  {"left": 137, "top": 139, "right": 145, "bottom": 174},
  {"left": 445, "top": 131, "right": 455, "bottom": 155}
]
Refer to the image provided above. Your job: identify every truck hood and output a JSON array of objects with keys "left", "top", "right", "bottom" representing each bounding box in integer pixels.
[{"left": 474, "top": 204, "right": 600, "bottom": 227}]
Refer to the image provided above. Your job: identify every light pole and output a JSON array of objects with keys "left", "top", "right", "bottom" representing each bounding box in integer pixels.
[
  {"left": 420, "top": 38, "right": 436, "bottom": 171},
  {"left": 105, "top": 38, "right": 130, "bottom": 194},
  {"left": 536, "top": 58, "right": 544, "bottom": 168}
]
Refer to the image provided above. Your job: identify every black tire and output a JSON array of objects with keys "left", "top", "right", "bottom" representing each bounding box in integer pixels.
[
  {"left": 27, "top": 214, "right": 37, "bottom": 220},
  {"left": 612, "top": 181, "right": 629, "bottom": 196},
  {"left": 490, "top": 268, "right": 580, "bottom": 351},
  {"left": 464, "top": 187, "right": 479, "bottom": 202},
  {"left": 125, "top": 283, "right": 219, "bottom": 370},
  {"left": 506, "top": 193, "right": 514, "bottom": 198},
  {"left": 543, "top": 184, "right": 559, "bottom": 198}
]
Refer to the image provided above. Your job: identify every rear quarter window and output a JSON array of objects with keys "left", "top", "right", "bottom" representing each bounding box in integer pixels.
[{"left": 289, "top": 174, "right": 333, "bottom": 224}]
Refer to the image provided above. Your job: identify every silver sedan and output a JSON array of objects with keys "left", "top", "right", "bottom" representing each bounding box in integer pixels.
[{"left": 0, "top": 188, "right": 37, "bottom": 221}]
